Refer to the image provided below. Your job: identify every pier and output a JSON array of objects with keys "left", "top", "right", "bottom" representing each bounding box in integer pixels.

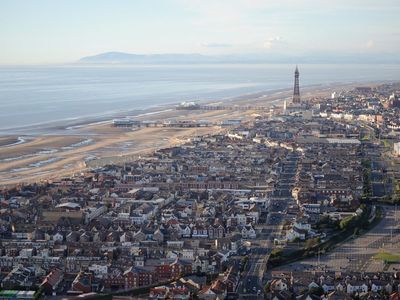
[
  {"left": 112, "top": 118, "right": 235, "bottom": 128},
  {"left": 176, "top": 103, "right": 270, "bottom": 111}
]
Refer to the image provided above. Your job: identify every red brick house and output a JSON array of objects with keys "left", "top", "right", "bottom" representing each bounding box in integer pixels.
[
  {"left": 40, "top": 268, "right": 64, "bottom": 296},
  {"left": 71, "top": 271, "right": 93, "bottom": 294},
  {"left": 170, "top": 259, "right": 192, "bottom": 278}
]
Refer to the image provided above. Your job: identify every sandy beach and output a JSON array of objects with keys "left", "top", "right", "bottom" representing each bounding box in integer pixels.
[{"left": 0, "top": 82, "right": 373, "bottom": 186}]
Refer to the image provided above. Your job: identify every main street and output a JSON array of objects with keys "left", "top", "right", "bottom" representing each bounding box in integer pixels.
[{"left": 238, "top": 152, "right": 300, "bottom": 299}]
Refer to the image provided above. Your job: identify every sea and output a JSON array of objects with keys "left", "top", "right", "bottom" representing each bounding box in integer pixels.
[{"left": 0, "top": 64, "right": 400, "bottom": 134}]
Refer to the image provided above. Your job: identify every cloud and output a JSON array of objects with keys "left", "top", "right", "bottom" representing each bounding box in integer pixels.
[
  {"left": 263, "top": 36, "right": 285, "bottom": 49},
  {"left": 366, "top": 40, "right": 374, "bottom": 49},
  {"left": 178, "top": 0, "right": 384, "bottom": 12},
  {"left": 201, "top": 43, "right": 233, "bottom": 48},
  {"left": 175, "top": 0, "right": 399, "bottom": 55},
  {"left": 176, "top": 0, "right": 272, "bottom": 30}
]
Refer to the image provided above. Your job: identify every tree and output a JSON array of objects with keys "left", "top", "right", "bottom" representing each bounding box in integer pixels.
[
  {"left": 270, "top": 248, "right": 283, "bottom": 257},
  {"left": 339, "top": 215, "right": 356, "bottom": 230},
  {"left": 305, "top": 238, "right": 320, "bottom": 250},
  {"left": 264, "top": 281, "right": 271, "bottom": 294},
  {"left": 309, "top": 286, "right": 324, "bottom": 296}
]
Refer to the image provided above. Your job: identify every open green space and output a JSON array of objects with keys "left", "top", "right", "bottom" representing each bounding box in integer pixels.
[{"left": 374, "top": 251, "right": 400, "bottom": 263}]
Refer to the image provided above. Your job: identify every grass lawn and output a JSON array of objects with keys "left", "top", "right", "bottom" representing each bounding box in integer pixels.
[
  {"left": 381, "top": 139, "right": 392, "bottom": 149},
  {"left": 361, "top": 136, "right": 370, "bottom": 141},
  {"left": 374, "top": 251, "right": 400, "bottom": 263}
]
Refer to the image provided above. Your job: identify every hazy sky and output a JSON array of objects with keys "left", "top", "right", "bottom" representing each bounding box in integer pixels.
[{"left": 1, "top": 0, "right": 399, "bottom": 64}]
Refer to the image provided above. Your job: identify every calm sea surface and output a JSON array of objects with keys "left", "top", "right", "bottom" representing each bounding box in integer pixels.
[{"left": 0, "top": 64, "right": 399, "bottom": 132}]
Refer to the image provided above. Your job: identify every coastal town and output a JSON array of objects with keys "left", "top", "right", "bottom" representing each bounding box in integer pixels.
[{"left": 0, "top": 70, "right": 400, "bottom": 300}]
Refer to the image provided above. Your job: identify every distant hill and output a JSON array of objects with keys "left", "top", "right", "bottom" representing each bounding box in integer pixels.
[
  {"left": 78, "top": 51, "right": 400, "bottom": 64},
  {"left": 79, "top": 52, "right": 219, "bottom": 64}
]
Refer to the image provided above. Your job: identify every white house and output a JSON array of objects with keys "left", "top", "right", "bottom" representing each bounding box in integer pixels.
[
  {"left": 286, "top": 226, "right": 307, "bottom": 242},
  {"left": 302, "top": 203, "right": 321, "bottom": 214},
  {"left": 167, "top": 251, "right": 179, "bottom": 260},
  {"left": 293, "top": 220, "right": 311, "bottom": 232},
  {"left": 130, "top": 212, "right": 145, "bottom": 225},
  {"left": 371, "top": 281, "right": 392, "bottom": 294},
  {"left": 236, "top": 214, "right": 247, "bottom": 226},
  {"left": 308, "top": 281, "right": 320, "bottom": 290},
  {"left": 53, "top": 232, "right": 64, "bottom": 243},
  {"left": 88, "top": 264, "right": 108, "bottom": 278},
  {"left": 192, "top": 226, "right": 208, "bottom": 238},
  {"left": 270, "top": 279, "right": 288, "bottom": 291},
  {"left": 241, "top": 225, "right": 256, "bottom": 239},
  {"left": 181, "top": 249, "right": 195, "bottom": 260},
  {"left": 322, "top": 282, "right": 335, "bottom": 293},
  {"left": 346, "top": 281, "right": 368, "bottom": 294},
  {"left": 335, "top": 283, "right": 345, "bottom": 292},
  {"left": 193, "top": 256, "right": 211, "bottom": 273},
  {"left": 178, "top": 225, "right": 192, "bottom": 238}
]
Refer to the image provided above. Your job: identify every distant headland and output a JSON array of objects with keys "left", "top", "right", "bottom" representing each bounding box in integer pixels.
[{"left": 78, "top": 51, "right": 400, "bottom": 64}]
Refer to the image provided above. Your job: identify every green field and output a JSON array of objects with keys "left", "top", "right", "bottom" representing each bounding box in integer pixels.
[
  {"left": 381, "top": 139, "right": 392, "bottom": 149},
  {"left": 374, "top": 251, "right": 400, "bottom": 263}
]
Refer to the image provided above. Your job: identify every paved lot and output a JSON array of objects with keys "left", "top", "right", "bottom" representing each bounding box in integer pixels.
[{"left": 274, "top": 205, "right": 400, "bottom": 273}]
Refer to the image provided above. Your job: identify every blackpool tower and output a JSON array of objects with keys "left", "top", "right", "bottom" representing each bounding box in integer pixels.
[{"left": 292, "top": 66, "right": 301, "bottom": 104}]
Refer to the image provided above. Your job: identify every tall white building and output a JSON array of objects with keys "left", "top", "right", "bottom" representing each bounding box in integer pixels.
[
  {"left": 394, "top": 142, "right": 400, "bottom": 157},
  {"left": 283, "top": 100, "right": 287, "bottom": 115}
]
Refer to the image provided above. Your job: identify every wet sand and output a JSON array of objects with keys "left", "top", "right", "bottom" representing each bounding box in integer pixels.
[
  {"left": 0, "top": 82, "right": 372, "bottom": 186},
  {"left": 0, "top": 137, "right": 25, "bottom": 148}
]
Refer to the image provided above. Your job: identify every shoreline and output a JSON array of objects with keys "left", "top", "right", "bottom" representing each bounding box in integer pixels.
[
  {"left": 0, "top": 87, "right": 283, "bottom": 135},
  {"left": 0, "top": 136, "right": 25, "bottom": 148},
  {"left": 0, "top": 80, "right": 388, "bottom": 136},
  {"left": 0, "top": 81, "right": 389, "bottom": 187}
]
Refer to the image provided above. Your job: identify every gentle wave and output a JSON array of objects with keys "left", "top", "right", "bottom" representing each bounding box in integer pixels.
[
  {"left": 62, "top": 139, "right": 93, "bottom": 150},
  {"left": 29, "top": 157, "right": 63, "bottom": 168},
  {"left": 0, "top": 136, "right": 27, "bottom": 148}
]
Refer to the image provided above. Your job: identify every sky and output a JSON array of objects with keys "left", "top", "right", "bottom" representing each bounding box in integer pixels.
[{"left": 0, "top": 0, "right": 399, "bottom": 64}]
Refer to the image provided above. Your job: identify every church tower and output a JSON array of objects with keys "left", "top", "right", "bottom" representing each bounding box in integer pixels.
[{"left": 292, "top": 66, "right": 301, "bottom": 104}]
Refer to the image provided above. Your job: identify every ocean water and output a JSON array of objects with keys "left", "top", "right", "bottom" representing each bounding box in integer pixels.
[{"left": 0, "top": 64, "right": 399, "bottom": 133}]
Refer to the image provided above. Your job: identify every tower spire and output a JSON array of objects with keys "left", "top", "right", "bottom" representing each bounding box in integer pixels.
[{"left": 293, "top": 66, "right": 301, "bottom": 104}]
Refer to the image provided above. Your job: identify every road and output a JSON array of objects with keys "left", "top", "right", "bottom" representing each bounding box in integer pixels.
[{"left": 238, "top": 152, "right": 300, "bottom": 299}]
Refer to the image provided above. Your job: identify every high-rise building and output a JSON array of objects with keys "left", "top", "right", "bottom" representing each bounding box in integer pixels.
[
  {"left": 292, "top": 66, "right": 301, "bottom": 104},
  {"left": 394, "top": 142, "right": 400, "bottom": 157},
  {"left": 283, "top": 100, "right": 287, "bottom": 115},
  {"left": 389, "top": 93, "right": 400, "bottom": 108}
]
